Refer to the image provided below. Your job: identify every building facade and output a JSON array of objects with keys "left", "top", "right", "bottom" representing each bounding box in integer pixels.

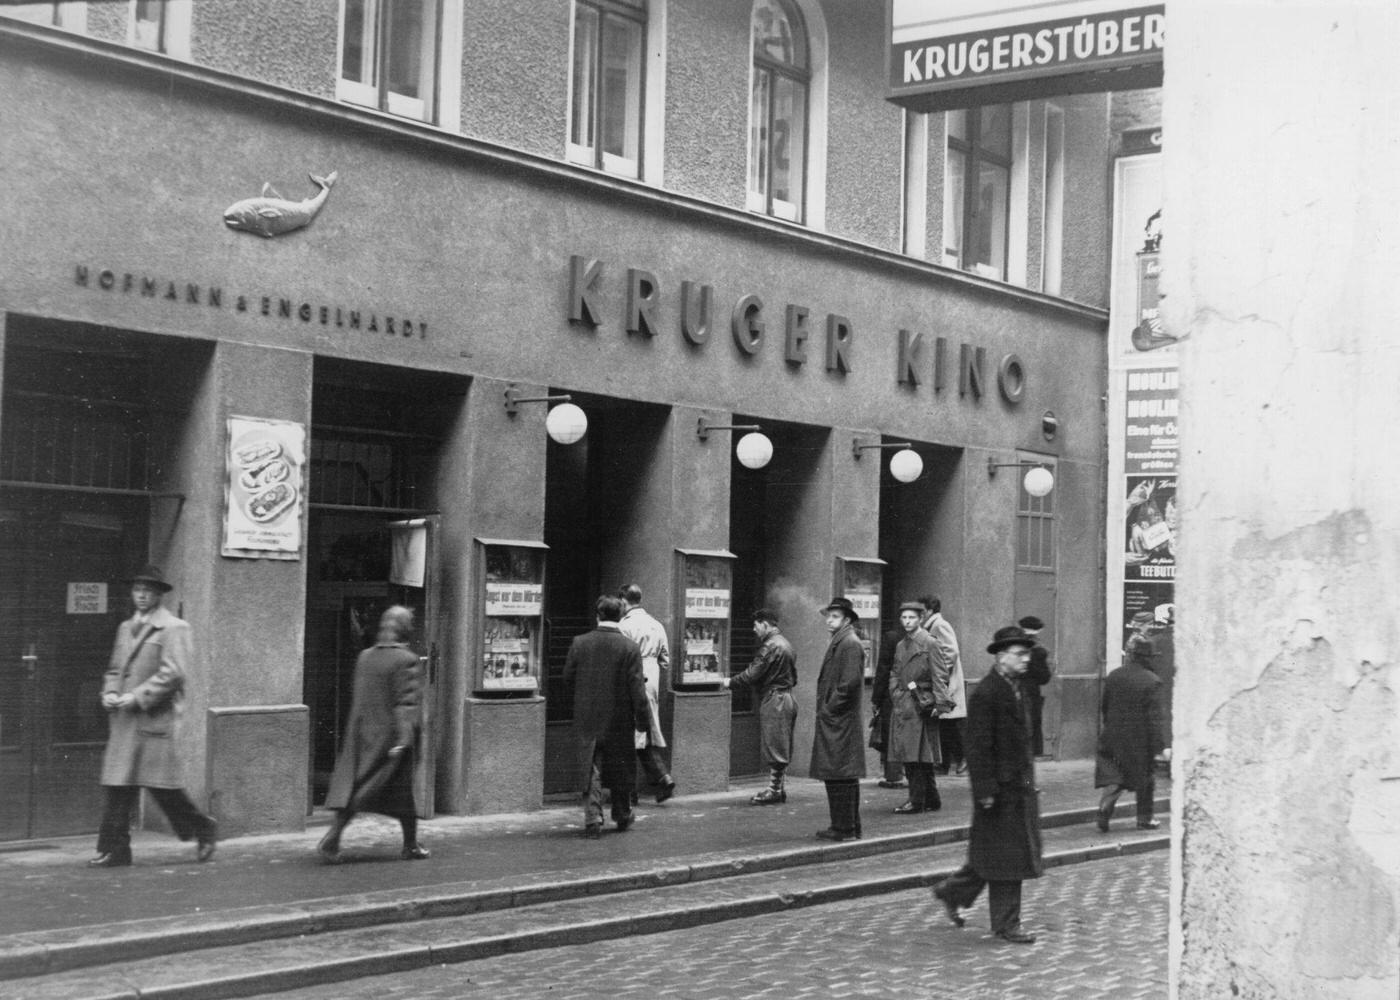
[{"left": 0, "top": 1, "right": 1114, "bottom": 839}]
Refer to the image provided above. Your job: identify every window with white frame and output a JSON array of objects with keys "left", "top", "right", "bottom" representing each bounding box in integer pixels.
[
  {"left": 944, "top": 104, "right": 1013, "bottom": 279},
  {"left": 338, "top": 0, "right": 443, "bottom": 124},
  {"left": 748, "top": 0, "right": 808, "bottom": 223},
  {"left": 567, "top": 0, "right": 646, "bottom": 178},
  {"left": 131, "top": 0, "right": 165, "bottom": 50},
  {"left": 3, "top": 3, "right": 85, "bottom": 30},
  {"left": 127, "top": 0, "right": 188, "bottom": 59}
]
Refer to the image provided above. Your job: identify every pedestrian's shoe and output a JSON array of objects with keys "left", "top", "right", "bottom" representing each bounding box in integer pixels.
[
  {"left": 931, "top": 885, "right": 965, "bottom": 928},
  {"left": 581, "top": 824, "right": 603, "bottom": 840},
  {"left": 196, "top": 836, "right": 217, "bottom": 863},
  {"left": 750, "top": 787, "right": 786, "bottom": 805},
  {"left": 876, "top": 779, "right": 905, "bottom": 789},
  {"left": 615, "top": 813, "right": 635, "bottom": 832},
  {"left": 655, "top": 777, "right": 676, "bottom": 804},
  {"left": 927, "top": 795, "right": 943, "bottom": 812},
  {"left": 814, "top": 828, "right": 860, "bottom": 842},
  {"left": 400, "top": 843, "right": 430, "bottom": 860},
  {"left": 316, "top": 830, "right": 343, "bottom": 865},
  {"left": 1136, "top": 818, "right": 1161, "bottom": 830},
  {"left": 996, "top": 928, "right": 1037, "bottom": 945},
  {"left": 86, "top": 851, "right": 132, "bottom": 869},
  {"left": 953, "top": 761, "right": 969, "bottom": 776},
  {"left": 892, "top": 801, "right": 923, "bottom": 814}
]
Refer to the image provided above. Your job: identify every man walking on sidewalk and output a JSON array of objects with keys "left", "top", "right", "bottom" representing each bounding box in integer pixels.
[
  {"left": 618, "top": 584, "right": 677, "bottom": 803},
  {"left": 722, "top": 608, "right": 797, "bottom": 804},
  {"left": 931, "top": 625, "right": 1043, "bottom": 944},
  {"left": 1095, "top": 632, "right": 1167, "bottom": 832},
  {"left": 811, "top": 597, "right": 867, "bottom": 841},
  {"left": 88, "top": 565, "right": 217, "bottom": 868},
  {"left": 564, "top": 595, "right": 650, "bottom": 838}
]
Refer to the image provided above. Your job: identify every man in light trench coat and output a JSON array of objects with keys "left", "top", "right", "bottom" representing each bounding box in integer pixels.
[
  {"left": 88, "top": 565, "right": 217, "bottom": 868},
  {"left": 931, "top": 625, "right": 1043, "bottom": 944}
]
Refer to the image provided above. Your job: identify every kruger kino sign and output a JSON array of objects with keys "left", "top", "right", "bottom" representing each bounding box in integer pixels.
[{"left": 886, "top": 0, "right": 1164, "bottom": 112}]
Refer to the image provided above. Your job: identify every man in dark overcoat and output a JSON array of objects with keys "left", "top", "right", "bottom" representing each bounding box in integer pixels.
[
  {"left": 88, "top": 565, "right": 217, "bottom": 868},
  {"left": 810, "top": 597, "right": 867, "bottom": 841},
  {"left": 318, "top": 605, "right": 426, "bottom": 863},
  {"left": 1018, "top": 615, "right": 1053, "bottom": 757},
  {"left": 931, "top": 625, "right": 1043, "bottom": 944},
  {"left": 1095, "top": 635, "right": 1167, "bottom": 832},
  {"left": 564, "top": 595, "right": 650, "bottom": 838},
  {"left": 870, "top": 620, "right": 908, "bottom": 789}
]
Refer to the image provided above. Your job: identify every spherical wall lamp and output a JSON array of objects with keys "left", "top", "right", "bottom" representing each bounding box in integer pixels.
[
  {"left": 735, "top": 432, "right": 773, "bottom": 470},
  {"left": 1022, "top": 465, "right": 1054, "bottom": 497},
  {"left": 545, "top": 402, "right": 588, "bottom": 445},
  {"left": 888, "top": 448, "right": 923, "bottom": 484}
]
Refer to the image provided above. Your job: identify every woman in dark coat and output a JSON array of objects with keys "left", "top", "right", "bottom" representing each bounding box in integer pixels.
[
  {"left": 1095, "top": 634, "right": 1166, "bottom": 831},
  {"left": 810, "top": 598, "right": 867, "bottom": 841},
  {"left": 318, "top": 605, "right": 425, "bottom": 863}
]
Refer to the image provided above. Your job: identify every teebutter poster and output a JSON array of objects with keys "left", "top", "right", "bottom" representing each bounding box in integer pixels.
[{"left": 222, "top": 416, "right": 306, "bottom": 559}]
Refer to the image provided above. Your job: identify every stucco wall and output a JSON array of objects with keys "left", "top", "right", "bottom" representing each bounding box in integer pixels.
[{"left": 1167, "top": 3, "right": 1400, "bottom": 996}]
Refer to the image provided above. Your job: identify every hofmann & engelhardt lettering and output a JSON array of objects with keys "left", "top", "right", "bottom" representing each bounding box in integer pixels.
[
  {"left": 568, "top": 255, "right": 1027, "bottom": 404},
  {"left": 898, "top": 8, "right": 1164, "bottom": 86},
  {"left": 73, "top": 265, "right": 426, "bottom": 340}
]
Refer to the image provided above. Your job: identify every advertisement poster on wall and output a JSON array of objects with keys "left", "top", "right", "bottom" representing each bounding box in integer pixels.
[
  {"left": 222, "top": 415, "right": 306, "bottom": 559},
  {"left": 1120, "top": 366, "right": 1177, "bottom": 639}
]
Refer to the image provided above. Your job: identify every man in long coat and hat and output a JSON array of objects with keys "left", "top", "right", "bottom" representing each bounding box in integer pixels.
[
  {"left": 811, "top": 597, "right": 867, "bottom": 841},
  {"left": 564, "top": 595, "right": 650, "bottom": 838},
  {"left": 1095, "top": 618, "right": 1167, "bottom": 832},
  {"left": 88, "top": 565, "right": 217, "bottom": 868},
  {"left": 931, "top": 625, "right": 1043, "bottom": 944}
]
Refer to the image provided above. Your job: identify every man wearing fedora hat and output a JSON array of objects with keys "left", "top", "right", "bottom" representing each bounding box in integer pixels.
[
  {"left": 931, "top": 625, "right": 1044, "bottom": 944},
  {"left": 88, "top": 566, "right": 217, "bottom": 868},
  {"left": 810, "top": 597, "right": 867, "bottom": 841}
]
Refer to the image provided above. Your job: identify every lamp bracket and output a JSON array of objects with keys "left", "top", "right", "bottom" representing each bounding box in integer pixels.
[
  {"left": 697, "top": 417, "right": 761, "bottom": 442},
  {"left": 852, "top": 439, "right": 914, "bottom": 459},
  {"left": 504, "top": 383, "right": 572, "bottom": 415},
  {"left": 987, "top": 457, "right": 1050, "bottom": 477}
]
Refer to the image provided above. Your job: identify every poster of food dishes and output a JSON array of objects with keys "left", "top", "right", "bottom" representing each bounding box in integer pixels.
[{"left": 222, "top": 415, "right": 306, "bottom": 558}]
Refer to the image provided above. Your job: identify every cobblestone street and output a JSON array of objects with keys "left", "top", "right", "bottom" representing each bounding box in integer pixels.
[{"left": 255, "top": 851, "right": 1166, "bottom": 1000}]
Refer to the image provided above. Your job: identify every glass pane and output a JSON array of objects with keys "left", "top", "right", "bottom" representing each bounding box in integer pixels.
[
  {"left": 943, "top": 149, "right": 966, "bottom": 266},
  {"left": 748, "top": 69, "right": 771, "bottom": 204},
  {"left": 341, "top": 0, "right": 376, "bottom": 87},
  {"left": 771, "top": 75, "right": 805, "bottom": 217},
  {"left": 752, "top": 0, "right": 805, "bottom": 68},
  {"left": 968, "top": 162, "right": 1008, "bottom": 276},
  {"left": 570, "top": 4, "right": 599, "bottom": 149},
  {"left": 979, "top": 103, "right": 1012, "bottom": 157},
  {"left": 946, "top": 108, "right": 967, "bottom": 143},
  {"left": 385, "top": 0, "right": 428, "bottom": 100},
  {"left": 133, "top": 0, "right": 164, "bottom": 50},
  {"left": 599, "top": 12, "right": 642, "bottom": 166}
]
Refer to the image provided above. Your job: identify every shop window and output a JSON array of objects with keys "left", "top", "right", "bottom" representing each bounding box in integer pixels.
[
  {"left": 128, "top": 0, "right": 189, "bottom": 59},
  {"left": 2, "top": 3, "right": 87, "bottom": 32},
  {"left": 338, "top": 0, "right": 457, "bottom": 125},
  {"left": 567, "top": 0, "right": 647, "bottom": 179},
  {"left": 944, "top": 103, "right": 1018, "bottom": 280},
  {"left": 1016, "top": 461, "right": 1056, "bottom": 571},
  {"left": 747, "top": 0, "right": 809, "bottom": 223}
]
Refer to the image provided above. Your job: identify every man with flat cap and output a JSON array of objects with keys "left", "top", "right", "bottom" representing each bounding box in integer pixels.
[
  {"left": 722, "top": 608, "right": 797, "bottom": 804},
  {"left": 931, "top": 625, "right": 1044, "bottom": 944},
  {"left": 811, "top": 597, "right": 867, "bottom": 841},
  {"left": 88, "top": 565, "right": 217, "bottom": 867}
]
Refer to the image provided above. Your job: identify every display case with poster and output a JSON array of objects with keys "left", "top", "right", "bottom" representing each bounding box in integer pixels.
[
  {"left": 835, "top": 556, "right": 885, "bottom": 678},
  {"left": 474, "top": 539, "right": 547, "bottom": 694},
  {"left": 673, "top": 549, "right": 735, "bottom": 687}
]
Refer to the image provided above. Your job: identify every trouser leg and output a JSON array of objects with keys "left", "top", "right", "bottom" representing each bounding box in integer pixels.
[
  {"left": 926, "top": 765, "right": 941, "bottom": 808},
  {"left": 1136, "top": 777, "right": 1156, "bottom": 823},
  {"left": 904, "top": 762, "right": 927, "bottom": 810},
  {"left": 636, "top": 745, "right": 669, "bottom": 786},
  {"left": 824, "top": 779, "right": 859, "bottom": 835},
  {"left": 883, "top": 756, "right": 905, "bottom": 782},
  {"left": 96, "top": 786, "right": 139, "bottom": 857},
  {"left": 583, "top": 750, "right": 605, "bottom": 828},
  {"left": 147, "top": 786, "right": 216, "bottom": 842},
  {"left": 843, "top": 779, "right": 862, "bottom": 837},
  {"left": 399, "top": 815, "right": 418, "bottom": 849},
  {"left": 1098, "top": 784, "right": 1122, "bottom": 825},
  {"left": 987, "top": 879, "right": 1024, "bottom": 936}
]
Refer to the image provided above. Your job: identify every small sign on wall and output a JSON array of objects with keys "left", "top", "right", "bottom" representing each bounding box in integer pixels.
[{"left": 67, "top": 582, "right": 108, "bottom": 614}]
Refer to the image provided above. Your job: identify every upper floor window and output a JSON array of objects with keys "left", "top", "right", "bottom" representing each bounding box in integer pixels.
[
  {"left": 131, "top": 0, "right": 165, "bottom": 50},
  {"left": 127, "top": 0, "right": 189, "bottom": 59},
  {"left": 567, "top": 0, "right": 646, "bottom": 178},
  {"left": 338, "top": 0, "right": 442, "bottom": 123},
  {"left": 945, "top": 104, "right": 1012, "bottom": 279},
  {"left": 3, "top": 3, "right": 85, "bottom": 31},
  {"left": 748, "top": 0, "right": 808, "bottom": 222}
]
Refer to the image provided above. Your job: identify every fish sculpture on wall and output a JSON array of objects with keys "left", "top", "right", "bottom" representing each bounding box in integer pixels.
[{"left": 223, "top": 171, "right": 338, "bottom": 238}]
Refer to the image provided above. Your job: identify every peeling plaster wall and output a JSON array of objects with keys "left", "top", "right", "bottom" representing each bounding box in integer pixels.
[{"left": 1167, "top": 4, "right": 1400, "bottom": 997}]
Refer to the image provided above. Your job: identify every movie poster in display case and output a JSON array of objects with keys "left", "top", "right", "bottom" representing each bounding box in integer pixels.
[
  {"left": 835, "top": 556, "right": 885, "bottom": 678},
  {"left": 474, "top": 539, "right": 547, "bottom": 693},
  {"left": 674, "top": 549, "right": 735, "bottom": 687}
]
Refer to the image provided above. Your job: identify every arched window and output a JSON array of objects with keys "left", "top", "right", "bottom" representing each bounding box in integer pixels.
[{"left": 748, "top": 0, "right": 809, "bottom": 222}]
